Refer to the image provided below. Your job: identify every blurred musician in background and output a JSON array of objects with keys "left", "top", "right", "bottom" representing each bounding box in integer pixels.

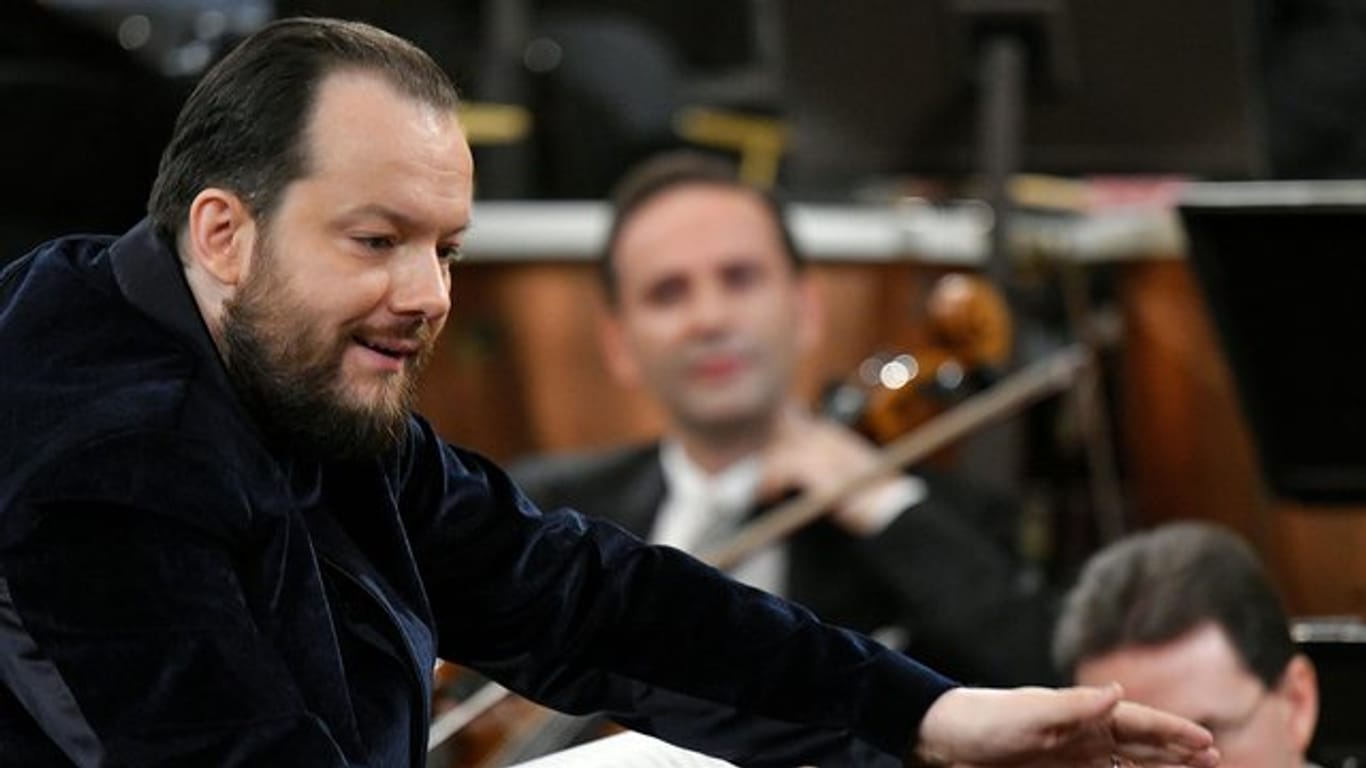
[
  {"left": 1055, "top": 522, "right": 1321, "bottom": 767},
  {"left": 513, "top": 151, "right": 1058, "bottom": 688},
  {"left": 0, "top": 16, "right": 1218, "bottom": 768}
]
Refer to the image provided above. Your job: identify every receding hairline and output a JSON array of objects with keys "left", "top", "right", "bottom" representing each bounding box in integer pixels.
[
  {"left": 300, "top": 67, "right": 467, "bottom": 156},
  {"left": 254, "top": 66, "right": 468, "bottom": 213}
]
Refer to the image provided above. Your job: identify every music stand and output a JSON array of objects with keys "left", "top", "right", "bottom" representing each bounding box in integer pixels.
[{"left": 1180, "top": 181, "right": 1366, "bottom": 504}]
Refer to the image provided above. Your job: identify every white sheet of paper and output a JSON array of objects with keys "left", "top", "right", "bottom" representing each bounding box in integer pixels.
[{"left": 509, "top": 731, "right": 740, "bottom": 768}]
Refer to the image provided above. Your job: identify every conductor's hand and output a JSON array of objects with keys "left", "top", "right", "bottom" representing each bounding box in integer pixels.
[{"left": 909, "top": 684, "right": 1219, "bottom": 768}]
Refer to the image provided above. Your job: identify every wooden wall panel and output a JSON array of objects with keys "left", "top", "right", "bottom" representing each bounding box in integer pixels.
[
  {"left": 1115, "top": 259, "right": 1266, "bottom": 536},
  {"left": 1116, "top": 259, "right": 1366, "bottom": 617}
]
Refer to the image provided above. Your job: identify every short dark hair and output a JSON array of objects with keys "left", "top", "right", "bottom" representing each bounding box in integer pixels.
[
  {"left": 599, "top": 151, "right": 801, "bottom": 304},
  {"left": 1053, "top": 522, "right": 1299, "bottom": 689},
  {"left": 148, "top": 17, "right": 460, "bottom": 246}
]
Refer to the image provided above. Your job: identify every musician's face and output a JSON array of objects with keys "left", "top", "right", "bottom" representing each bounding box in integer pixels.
[
  {"left": 605, "top": 184, "right": 817, "bottom": 443},
  {"left": 1076, "top": 622, "right": 1318, "bottom": 768},
  {"left": 221, "top": 71, "right": 471, "bottom": 458}
]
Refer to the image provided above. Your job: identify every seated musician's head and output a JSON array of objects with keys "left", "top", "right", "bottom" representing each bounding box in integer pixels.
[
  {"left": 148, "top": 18, "right": 471, "bottom": 459},
  {"left": 1054, "top": 522, "right": 1318, "bottom": 768},
  {"left": 597, "top": 151, "right": 818, "bottom": 455}
]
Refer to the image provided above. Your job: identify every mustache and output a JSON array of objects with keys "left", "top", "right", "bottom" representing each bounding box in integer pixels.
[
  {"left": 343, "top": 317, "right": 440, "bottom": 375},
  {"left": 353, "top": 317, "right": 435, "bottom": 344}
]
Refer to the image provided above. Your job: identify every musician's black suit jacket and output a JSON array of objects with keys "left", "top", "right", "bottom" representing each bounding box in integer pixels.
[{"left": 513, "top": 443, "right": 1060, "bottom": 687}]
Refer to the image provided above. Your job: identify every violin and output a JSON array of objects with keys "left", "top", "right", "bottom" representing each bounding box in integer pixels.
[{"left": 822, "top": 272, "right": 1013, "bottom": 445}]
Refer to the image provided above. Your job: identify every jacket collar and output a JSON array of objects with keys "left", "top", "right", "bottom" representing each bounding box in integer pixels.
[
  {"left": 612, "top": 443, "right": 671, "bottom": 537},
  {"left": 107, "top": 218, "right": 240, "bottom": 414}
]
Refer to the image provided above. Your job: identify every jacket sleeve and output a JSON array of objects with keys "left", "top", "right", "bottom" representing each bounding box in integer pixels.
[
  {"left": 399, "top": 418, "right": 956, "bottom": 767},
  {"left": 0, "top": 431, "right": 351, "bottom": 767}
]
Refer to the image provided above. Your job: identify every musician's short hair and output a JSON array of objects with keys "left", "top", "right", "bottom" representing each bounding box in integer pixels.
[
  {"left": 1053, "top": 521, "right": 1299, "bottom": 688},
  {"left": 599, "top": 151, "right": 802, "bottom": 305},
  {"left": 148, "top": 17, "right": 460, "bottom": 246}
]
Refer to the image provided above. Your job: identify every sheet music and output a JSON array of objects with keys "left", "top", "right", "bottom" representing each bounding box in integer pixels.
[{"left": 509, "top": 731, "right": 739, "bottom": 768}]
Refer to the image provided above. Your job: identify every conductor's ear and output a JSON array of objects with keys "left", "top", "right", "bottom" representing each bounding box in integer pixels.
[{"left": 184, "top": 188, "right": 257, "bottom": 287}]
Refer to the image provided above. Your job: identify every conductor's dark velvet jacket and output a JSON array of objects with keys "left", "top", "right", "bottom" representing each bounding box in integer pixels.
[{"left": 0, "top": 221, "right": 954, "bottom": 767}]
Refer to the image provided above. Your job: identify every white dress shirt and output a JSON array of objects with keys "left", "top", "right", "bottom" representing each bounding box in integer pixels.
[
  {"left": 653, "top": 441, "right": 787, "bottom": 594},
  {"left": 651, "top": 441, "right": 928, "bottom": 596}
]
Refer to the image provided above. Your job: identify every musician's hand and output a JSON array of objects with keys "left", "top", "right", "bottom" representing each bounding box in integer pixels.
[
  {"left": 759, "top": 408, "right": 915, "bottom": 537},
  {"left": 910, "top": 684, "right": 1219, "bottom": 768}
]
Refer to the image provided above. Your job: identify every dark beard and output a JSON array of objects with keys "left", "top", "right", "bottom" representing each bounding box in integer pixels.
[{"left": 220, "top": 261, "right": 430, "bottom": 462}]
